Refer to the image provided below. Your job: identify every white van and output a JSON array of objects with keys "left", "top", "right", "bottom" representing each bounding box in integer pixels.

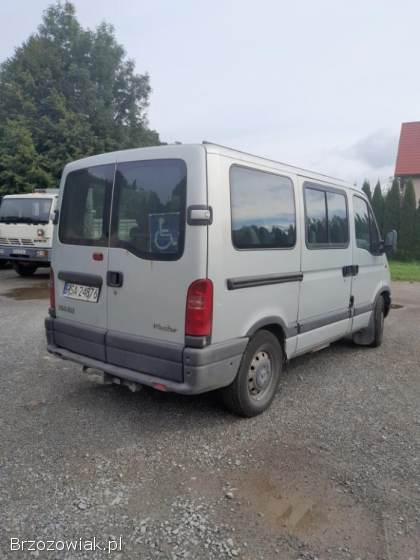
[
  {"left": 45, "top": 143, "right": 396, "bottom": 416},
  {"left": 0, "top": 190, "right": 59, "bottom": 276}
]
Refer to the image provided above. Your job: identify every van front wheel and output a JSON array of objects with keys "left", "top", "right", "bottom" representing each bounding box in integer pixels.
[
  {"left": 353, "top": 296, "right": 384, "bottom": 347},
  {"left": 221, "top": 330, "right": 283, "bottom": 417},
  {"left": 369, "top": 296, "right": 385, "bottom": 348}
]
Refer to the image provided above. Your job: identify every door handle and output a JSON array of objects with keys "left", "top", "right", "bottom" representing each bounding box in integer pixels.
[
  {"left": 342, "top": 265, "right": 359, "bottom": 277},
  {"left": 107, "top": 271, "right": 124, "bottom": 287}
]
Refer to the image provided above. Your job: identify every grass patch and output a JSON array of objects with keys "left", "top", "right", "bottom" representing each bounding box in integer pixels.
[{"left": 389, "top": 260, "right": 420, "bottom": 282}]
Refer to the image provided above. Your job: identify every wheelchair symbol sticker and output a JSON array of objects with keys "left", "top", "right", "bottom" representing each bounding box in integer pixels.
[{"left": 149, "top": 212, "right": 180, "bottom": 253}]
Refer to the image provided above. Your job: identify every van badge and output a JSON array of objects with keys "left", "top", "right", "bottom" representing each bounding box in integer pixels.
[
  {"left": 58, "top": 304, "right": 75, "bottom": 314},
  {"left": 153, "top": 322, "right": 177, "bottom": 333}
]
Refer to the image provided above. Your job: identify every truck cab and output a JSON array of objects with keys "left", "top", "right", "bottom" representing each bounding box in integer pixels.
[{"left": 0, "top": 189, "right": 58, "bottom": 276}]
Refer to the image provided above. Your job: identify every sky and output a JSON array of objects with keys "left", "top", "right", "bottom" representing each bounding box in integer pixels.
[{"left": 1, "top": 0, "right": 420, "bottom": 189}]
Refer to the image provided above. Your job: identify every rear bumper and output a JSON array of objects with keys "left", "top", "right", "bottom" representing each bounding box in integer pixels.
[
  {"left": 0, "top": 245, "right": 50, "bottom": 263},
  {"left": 45, "top": 317, "right": 247, "bottom": 395}
]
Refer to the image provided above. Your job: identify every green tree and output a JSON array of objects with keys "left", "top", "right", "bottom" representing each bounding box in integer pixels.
[
  {"left": 0, "top": 118, "right": 51, "bottom": 195},
  {"left": 383, "top": 178, "right": 401, "bottom": 238},
  {"left": 398, "top": 179, "right": 417, "bottom": 258},
  {"left": 362, "top": 180, "right": 372, "bottom": 202},
  {"left": 371, "top": 180, "right": 385, "bottom": 235},
  {"left": 0, "top": 1, "right": 159, "bottom": 193}
]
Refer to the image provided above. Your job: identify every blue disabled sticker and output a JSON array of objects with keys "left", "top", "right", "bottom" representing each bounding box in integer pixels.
[{"left": 149, "top": 212, "right": 180, "bottom": 253}]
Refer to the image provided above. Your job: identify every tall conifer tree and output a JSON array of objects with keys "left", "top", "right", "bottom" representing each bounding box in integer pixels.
[
  {"left": 383, "top": 178, "right": 401, "bottom": 236},
  {"left": 371, "top": 180, "right": 385, "bottom": 235},
  {"left": 362, "top": 180, "right": 372, "bottom": 202}
]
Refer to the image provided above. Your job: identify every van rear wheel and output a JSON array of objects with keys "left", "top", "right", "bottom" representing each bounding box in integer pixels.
[
  {"left": 221, "top": 330, "right": 283, "bottom": 417},
  {"left": 14, "top": 262, "right": 38, "bottom": 277}
]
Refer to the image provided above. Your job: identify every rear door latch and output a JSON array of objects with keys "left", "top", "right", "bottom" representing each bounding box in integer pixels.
[{"left": 107, "top": 271, "right": 124, "bottom": 288}]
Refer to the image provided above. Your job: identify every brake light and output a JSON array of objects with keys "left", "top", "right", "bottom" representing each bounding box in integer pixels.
[
  {"left": 185, "top": 279, "right": 213, "bottom": 337},
  {"left": 49, "top": 268, "right": 55, "bottom": 312}
]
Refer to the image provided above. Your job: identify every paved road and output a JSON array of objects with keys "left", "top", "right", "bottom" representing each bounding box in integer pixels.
[{"left": 0, "top": 269, "right": 419, "bottom": 559}]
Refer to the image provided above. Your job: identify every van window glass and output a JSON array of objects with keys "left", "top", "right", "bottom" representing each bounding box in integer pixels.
[
  {"left": 230, "top": 166, "right": 296, "bottom": 249},
  {"left": 326, "top": 191, "right": 348, "bottom": 244},
  {"left": 369, "top": 208, "right": 381, "bottom": 246},
  {"left": 353, "top": 196, "right": 371, "bottom": 250},
  {"left": 305, "top": 185, "right": 349, "bottom": 247},
  {"left": 112, "top": 159, "right": 187, "bottom": 260},
  {"left": 59, "top": 164, "right": 114, "bottom": 246},
  {"left": 305, "top": 188, "right": 328, "bottom": 244}
]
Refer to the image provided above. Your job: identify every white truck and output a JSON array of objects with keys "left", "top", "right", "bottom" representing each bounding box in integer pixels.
[{"left": 0, "top": 190, "right": 59, "bottom": 276}]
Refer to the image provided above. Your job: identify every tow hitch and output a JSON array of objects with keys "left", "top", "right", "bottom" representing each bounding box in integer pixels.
[{"left": 83, "top": 367, "right": 143, "bottom": 393}]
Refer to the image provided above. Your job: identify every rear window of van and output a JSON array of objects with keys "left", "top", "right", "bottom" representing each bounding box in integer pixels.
[
  {"left": 59, "top": 159, "right": 187, "bottom": 261},
  {"left": 111, "top": 159, "right": 187, "bottom": 261},
  {"left": 59, "top": 164, "right": 114, "bottom": 246}
]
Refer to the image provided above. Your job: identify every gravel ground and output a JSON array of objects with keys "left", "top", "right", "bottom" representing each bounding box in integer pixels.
[{"left": 0, "top": 268, "right": 419, "bottom": 560}]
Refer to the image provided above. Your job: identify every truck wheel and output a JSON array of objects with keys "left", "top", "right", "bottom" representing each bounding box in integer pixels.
[
  {"left": 221, "top": 330, "right": 283, "bottom": 417},
  {"left": 14, "top": 262, "right": 38, "bottom": 277}
]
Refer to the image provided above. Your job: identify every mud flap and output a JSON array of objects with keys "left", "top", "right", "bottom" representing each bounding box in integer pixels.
[{"left": 352, "top": 311, "right": 375, "bottom": 346}]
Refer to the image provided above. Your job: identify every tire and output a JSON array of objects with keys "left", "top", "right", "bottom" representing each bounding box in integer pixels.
[
  {"left": 369, "top": 295, "right": 385, "bottom": 348},
  {"left": 221, "top": 330, "right": 283, "bottom": 417},
  {"left": 14, "top": 262, "right": 38, "bottom": 277}
]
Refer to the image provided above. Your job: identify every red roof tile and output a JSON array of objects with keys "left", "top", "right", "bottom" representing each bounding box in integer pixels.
[{"left": 395, "top": 121, "right": 420, "bottom": 176}]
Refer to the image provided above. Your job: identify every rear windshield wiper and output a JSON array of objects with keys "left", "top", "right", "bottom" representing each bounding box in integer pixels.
[
  {"left": 0, "top": 217, "right": 49, "bottom": 224},
  {"left": 0, "top": 216, "right": 25, "bottom": 223}
]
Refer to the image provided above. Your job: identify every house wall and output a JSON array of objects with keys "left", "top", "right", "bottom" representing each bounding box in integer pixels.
[
  {"left": 399, "top": 176, "right": 420, "bottom": 206},
  {"left": 413, "top": 177, "right": 420, "bottom": 205}
]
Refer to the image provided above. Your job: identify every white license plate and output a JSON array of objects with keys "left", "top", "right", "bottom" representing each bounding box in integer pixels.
[
  {"left": 63, "top": 282, "right": 100, "bottom": 303},
  {"left": 12, "top": 249, "right": 27, "bottom": 255}
]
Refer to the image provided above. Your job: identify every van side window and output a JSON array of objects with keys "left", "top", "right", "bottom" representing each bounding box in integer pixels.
[
  {"left": 59, "top": 164, "right": 114, "bottom": 246},
  {"left": 111, "top": 159, "right": 187, "bottom": 261},
  {"left": 304, "top": 184, "right": 349, "bottom": 247},
  {"left": 327, "top": 192, "right": 348, "bottom": 244},
  {"left": 353, "top": 196, "right": 380, "bottom": 251},
  {"left": 230, "top": 166, "right": 296, "bottom": 249},
  {"left": 305, "top": 188, "right": 327, "bottom": 244}
]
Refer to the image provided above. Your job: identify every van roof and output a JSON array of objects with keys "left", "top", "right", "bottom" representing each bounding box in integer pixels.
[
  {"left": 63, "top": 142, "right": 361, "bottom": 193},
  {"left": 202, "top": 141, "right": 354, "bottom": 189}
]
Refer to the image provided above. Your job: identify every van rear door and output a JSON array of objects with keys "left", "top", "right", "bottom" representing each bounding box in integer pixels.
[
  {"left": 105, "top": 147, "right": 207, "bottom": 377},
  {"left": 53, "top": 162, "right": 115, "bottom": 359}
]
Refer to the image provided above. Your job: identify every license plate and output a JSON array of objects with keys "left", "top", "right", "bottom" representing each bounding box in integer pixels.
[
  {"left": 63, "top": 282, "right": 100, "bottom": 303},
  {"left": 12, "top": 249, "right": 27, "bottom": 255}
]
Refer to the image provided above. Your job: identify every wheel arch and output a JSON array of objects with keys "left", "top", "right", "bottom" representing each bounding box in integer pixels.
[
  {"left": 245, "top": 316, "right": 293, "bottom": 355},
  {"left": 376, "top": 287, "right": 391, "bottom": 317}
]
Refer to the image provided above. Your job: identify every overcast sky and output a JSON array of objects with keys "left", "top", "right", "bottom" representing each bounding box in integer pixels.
[{"left": 1, "top": 0, "right": 419, "bottom": 189}]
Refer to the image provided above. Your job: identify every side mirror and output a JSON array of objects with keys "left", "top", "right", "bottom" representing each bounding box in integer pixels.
[{"left": 384, "top": 229, "right": 397, "bottom": 257}]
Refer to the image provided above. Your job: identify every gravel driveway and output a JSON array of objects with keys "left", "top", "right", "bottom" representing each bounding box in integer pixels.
[{"left": 0, "top": 269, "right": 419, "bottom": 560}]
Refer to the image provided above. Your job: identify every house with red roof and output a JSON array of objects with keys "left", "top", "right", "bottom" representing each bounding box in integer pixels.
[{"left": 395, "top": 121, "right": 420, "bottom": 204}]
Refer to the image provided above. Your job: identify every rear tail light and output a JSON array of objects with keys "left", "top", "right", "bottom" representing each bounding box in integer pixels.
[
  {"left": 185, "top": 279, "right": 213, "bottom": 337},
  {"left": 49, "top": 268, "right": 56, "bottom": 314}
]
